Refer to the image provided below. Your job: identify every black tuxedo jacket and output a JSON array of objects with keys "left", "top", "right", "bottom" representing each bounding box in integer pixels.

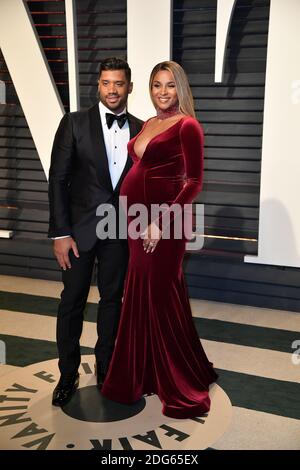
[{"left": 48, "top": 103, "right": 143, "bottom": 251}]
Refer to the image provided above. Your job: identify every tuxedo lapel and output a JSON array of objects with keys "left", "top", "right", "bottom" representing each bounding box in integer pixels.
[
  {"left": 113, "top": 113, "right": 138, "bottom": 194},
  {"left": 113, "top": 155, "right": 133, "bottom": 194},
  {"left": 89, "top": 104, "right": 113, "bottom": 193},
  {"left": 128, "top": 112, "right": 140, "bottom": 139}
]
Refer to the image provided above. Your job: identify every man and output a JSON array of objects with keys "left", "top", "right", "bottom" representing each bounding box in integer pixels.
[{"left": 48, "top": 57, "right": 143, "bottom": 406}]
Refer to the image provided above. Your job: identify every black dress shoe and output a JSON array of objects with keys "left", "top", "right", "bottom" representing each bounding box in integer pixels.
[
  {"left": 94, "top": 363, "right": 106, "bottom": 387},
  {"left": 52, "top": 372, "right": 79, "bottom": 407}
]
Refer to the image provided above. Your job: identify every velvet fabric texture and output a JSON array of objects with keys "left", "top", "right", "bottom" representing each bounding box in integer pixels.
[{"left": 101, "top": 116, "right": 218, "bottom": 419}]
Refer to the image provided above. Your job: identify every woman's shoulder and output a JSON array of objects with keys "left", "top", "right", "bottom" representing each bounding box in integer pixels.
[
  {"left": 179, "top": 115, "right": 204, "bottom": 137},
  {"left": 180, "top": 115, "right": 202, "bottom": 128}
]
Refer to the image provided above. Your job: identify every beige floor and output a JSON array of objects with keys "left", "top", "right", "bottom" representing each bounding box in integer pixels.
[
  {"left": 1, "top": 274, "right": 300, "bottom": 330},
  {"left": 0, "top": 274, "right": 299, "bottom": 450}
]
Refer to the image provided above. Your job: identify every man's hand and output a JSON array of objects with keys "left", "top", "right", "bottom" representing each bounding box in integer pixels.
[{"left": 53, "top": 237, "right": 79, "bottom": 270}]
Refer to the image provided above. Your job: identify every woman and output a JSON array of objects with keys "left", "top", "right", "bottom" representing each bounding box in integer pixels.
[{"left": 101, "top": 61, "right": 218, "bottom": 419}]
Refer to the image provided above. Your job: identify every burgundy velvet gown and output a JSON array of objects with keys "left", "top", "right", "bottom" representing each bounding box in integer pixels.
[{"left": 101, "top": 116, "right": 218, "bottom": 419}]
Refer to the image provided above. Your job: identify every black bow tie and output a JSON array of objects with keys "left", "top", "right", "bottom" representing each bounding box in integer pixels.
[{"left": 106, "top": 112, "right": 128, "bottom": 129}]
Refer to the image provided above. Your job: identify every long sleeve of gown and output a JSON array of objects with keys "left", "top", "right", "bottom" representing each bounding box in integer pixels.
[{"left": 155, "top": 116, "right": 204, "bottom": 230}]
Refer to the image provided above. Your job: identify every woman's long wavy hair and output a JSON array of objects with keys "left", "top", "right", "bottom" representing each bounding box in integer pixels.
[{"left": 149, "top": 61, "right": 196, "bottom": 118}]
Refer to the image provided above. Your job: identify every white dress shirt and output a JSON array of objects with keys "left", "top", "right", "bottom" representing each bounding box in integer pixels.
[
  {"left": 99, "top": 101, "right": 130, "bottom": 191},
  {"left": 53, "top": 102, "right": 130, "bottom": 239}
]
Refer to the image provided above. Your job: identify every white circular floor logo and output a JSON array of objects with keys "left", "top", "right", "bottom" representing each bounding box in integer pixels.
[{"left": 0, "top": 356, "right": 232, "bottom": 450}]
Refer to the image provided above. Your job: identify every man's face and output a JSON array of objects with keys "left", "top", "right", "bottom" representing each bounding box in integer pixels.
[{"left": 98, "top": 69, "right": 133, "bottom": 114}]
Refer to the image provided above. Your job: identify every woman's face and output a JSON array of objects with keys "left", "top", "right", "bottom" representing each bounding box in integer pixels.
[{"left": 151, "top": 70, "right": 179, "bottom": 112}]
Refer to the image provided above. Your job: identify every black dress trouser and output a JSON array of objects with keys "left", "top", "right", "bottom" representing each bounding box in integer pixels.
[{"left": 56, "top": 238, "right": 129, "bottom": 378}]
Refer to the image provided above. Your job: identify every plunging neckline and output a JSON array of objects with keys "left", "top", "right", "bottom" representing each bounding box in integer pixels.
[{"left": 133, "top": 116, "right": 185, "bottom": 161}]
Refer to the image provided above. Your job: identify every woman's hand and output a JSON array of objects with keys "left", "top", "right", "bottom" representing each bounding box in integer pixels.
[{"left": 141, "top": 222, "right": 162, "bottom": 253}]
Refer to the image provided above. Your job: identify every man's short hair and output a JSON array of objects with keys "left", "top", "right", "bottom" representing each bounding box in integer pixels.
[{"left": 98, "top": 57, "right": 131, "bottom": 83}]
